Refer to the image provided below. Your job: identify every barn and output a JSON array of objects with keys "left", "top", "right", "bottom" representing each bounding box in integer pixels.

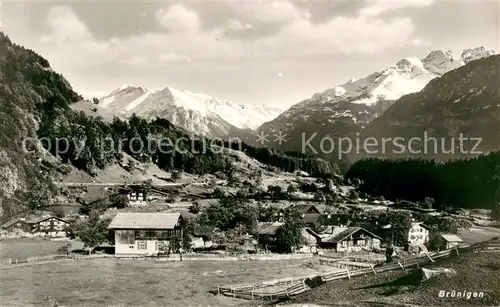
[{"left": 108, "top": 212, "right": 184, "bottom": 257}]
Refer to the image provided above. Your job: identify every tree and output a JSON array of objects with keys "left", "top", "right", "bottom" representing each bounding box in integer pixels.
[
  {"left": 421, "top": 197, "right": 435, "bottom": 209},
  {"left": 50, "top": 206, "right": 65, "bottom": 218},
  {"left": 379, "top": 211, "right": 412, "bottom": 246},
  {"left": 189, "top": 201, "right": 202, "bottom": 214},
  {"left": 170, "top": 235, "right": 181, "bottom": 253},
  {"left": 385, "top": 244, "right": 395, "bottom": 263},
  {"left": 110, "top": 195, "right": 129, "bottom": 209},
  {"left": 274, "top": 211, "right": 304, "bottom": 253},
  {"left": 268, "top": 185, "right": 284, "bottom": 201},
  {"left": 287, "top": 184, "right": 297, "bottom": 194},
  {"left": 348, "top": 189, "right": 359, "bottom": 202},
  {"left": 92, "top": 97, "right": 99, "bottom": 104},
  {"left": 171, "top": 170, "right": 181, "bottom": 182},
  {"left": 182, "top": 232, "right": 192, "bottom": 252},
  {"left": 71, "top": 210, "right": 112, "bottom": 254},
  {"left": 490, "top": 203, "right": 500, "bottom": 222},
  {"left": 57, "top": 243, "right": 72, "bottom": 256}
]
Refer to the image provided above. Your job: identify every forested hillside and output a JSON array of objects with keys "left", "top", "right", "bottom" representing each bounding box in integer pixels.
[
  {"left": 345, "top": 152, "right": 500, "bottom": 209},
  {"left": 0, "top": 32, "right": 81, "bottom": 216}
]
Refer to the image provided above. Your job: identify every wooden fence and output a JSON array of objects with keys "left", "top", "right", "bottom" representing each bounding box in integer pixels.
[
  {"left": 217, "top": 248, "right": 457, "bottom": 301},
  {"left": 1, "top": 254, "right": 112, "bottom": 268}
]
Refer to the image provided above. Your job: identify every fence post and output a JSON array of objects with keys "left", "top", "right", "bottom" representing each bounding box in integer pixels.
[
  {"left": 397, "top": 261, "right": 405, "bottom": 271},
  {"left": 217, "top": 285, "right": 220, "bottom": 295},
  {"left": 8, "top": 258, "right": 11, "bottom": 265},
  {"left": 346, "top": 267, "right": 351, "bottom": 279}
]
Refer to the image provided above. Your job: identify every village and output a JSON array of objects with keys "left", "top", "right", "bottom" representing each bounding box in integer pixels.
[
  {"left": 1, "top": 172, "right": 479, "bottom": 258},
  {"left": 1, "top": 149, "right": 498, "bottom": 306}
]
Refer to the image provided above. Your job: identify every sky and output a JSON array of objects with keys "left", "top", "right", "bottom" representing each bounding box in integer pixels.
[{"left": 1, "top": 0, "right": 498, "bottom": 106}]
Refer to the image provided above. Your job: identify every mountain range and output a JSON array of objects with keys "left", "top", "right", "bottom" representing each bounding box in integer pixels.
[
  {"left": 256, "top": 47, "right": 497, "bottom": 153},
  {"left": 79, "top": 84, "right": 286, "bottom": 137}
]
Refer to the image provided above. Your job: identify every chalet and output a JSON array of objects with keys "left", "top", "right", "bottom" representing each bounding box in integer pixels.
[
  {"left": 310, "top": 226, "right": 381, "bottom": 252},
  {"left": 437, "top": 234, "right": 463, "bottom": 250},
  {"left": 29, "top": 216, "right": 70, "bottom": 237},
  {"left": 0, "top": 218, "right": 32, "bottom": 234},
  {"left": 407, "top": 222, "right": 430, "bottom": 247},
  {"left": 108, "top": 212, "right": 184, "bottom": 257},
  {"left": 117, "top": 186, "right": 171, "bottom": 206}
]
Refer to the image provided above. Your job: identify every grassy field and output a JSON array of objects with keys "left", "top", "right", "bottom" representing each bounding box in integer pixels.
[
  {"left": 289, "top": 251, "right": 500, "bottom": 306},
  {"left": 0, "top": 238, "right": 69, "bottom": 261},
  {"left": 0, "top": 258, "right": 325, "bottom": 306}
]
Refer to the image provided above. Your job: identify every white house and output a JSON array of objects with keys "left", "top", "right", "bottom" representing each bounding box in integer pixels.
[
  {"left": 408, "top": 222, "right": 430, "bottom": 247},
  {"left": 108, "top": 212, "right": 183, "bottom": 257}
]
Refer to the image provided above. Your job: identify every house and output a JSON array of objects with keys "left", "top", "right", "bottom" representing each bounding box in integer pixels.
[
  {"left": 0, "top": 218, "right": 32, "bottom": 234},
  {"left": 256, "top": 222, "right": 283, "bottom": 251},
  {"left": 118, "top": 185, "right": 170, "bottom": 206},
  {"left": 288, "top": 204, "right": 323, "bottom": 226},
  {"left": 29, "top": 216, "right": 70, "bottom": 237},
  {"left": 310, "top": 226, "right": 382, "bottom": 252},
  {"left": 437, "top": 234, "right": 463, "bottom": 250},
  {"left": 192, "top": 225, "right": 215, "bottom": 249},
  {"left": 107, "top": 212, "right": 184, "bottom": 257},
  {"left": 407, "top": 222, "right": 430, "bottom": 247}
]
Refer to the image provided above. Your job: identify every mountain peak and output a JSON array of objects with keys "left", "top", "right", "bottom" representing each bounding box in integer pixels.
[{"left": 461, "top": 46, "right": 497, "bottom": 64}]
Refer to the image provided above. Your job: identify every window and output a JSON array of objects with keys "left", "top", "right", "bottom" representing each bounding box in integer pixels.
[
  {"left": 138, "top": 241, "right": 147, "bottom": 250},
  {"left": 358, "top": 240, "right": 365, "bottom": 246}
]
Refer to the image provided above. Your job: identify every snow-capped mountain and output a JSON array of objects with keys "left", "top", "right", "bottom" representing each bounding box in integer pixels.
[
  {"left": 256, "top": 47, "right": 497, "bottom": 157},
  {"left": 97, "top": 85, "right": 286, "bottom": 137},
  {"left": 359, "top": 54, "right": 500, "bottom": 160}
]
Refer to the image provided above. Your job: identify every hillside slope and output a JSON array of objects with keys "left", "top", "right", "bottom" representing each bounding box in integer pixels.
[{"left": 0, "top": 32, "right": 81, "bottom": 216}]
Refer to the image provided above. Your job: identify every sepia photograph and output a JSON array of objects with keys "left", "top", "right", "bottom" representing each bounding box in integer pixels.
[{"left": 0, "top": 0, "right": 499, "bottom": 306}]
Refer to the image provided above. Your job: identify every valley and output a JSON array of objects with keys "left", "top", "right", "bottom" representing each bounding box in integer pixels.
[{"left": 0, "top": 5, "right": 499, "bottom": 306}]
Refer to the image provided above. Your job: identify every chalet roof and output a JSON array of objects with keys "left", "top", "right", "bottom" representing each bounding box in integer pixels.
[
  {"left": 303, "top": 214, "right": 321, "bottom": 224},
  {"left": 321, "top": 227, "right": 381, "bottom": 243},
  {"left": 1, "top": 219, "right": 27, "bottom": 229},
  {"left": 257, "top": 222, "right": 283, "bottom": 235},
  {"left": 107, "top": 212, "right": 181, "bottom": 229},
  {"left": 410, "top": 221, "right": 431, "bottom": 229},
  {"left": 440, "top": 234, "right": 463, "bottom": 242},
  {"left": 291, "top": 204, "right": 322, "bottom": 214},
  {"left": 27, "top": 216, "right": 69, "bottom": 224}
]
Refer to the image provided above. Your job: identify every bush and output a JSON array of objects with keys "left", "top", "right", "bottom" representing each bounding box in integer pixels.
[{"left": 189, "top": 201, "right": 202, "bottom": 214}]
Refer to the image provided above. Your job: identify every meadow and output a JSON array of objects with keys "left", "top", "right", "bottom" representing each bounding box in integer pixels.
[
  {"left": 0, "top": 238, "right": 69, "bottom": 261},
  {"left": 0, "top": 258, "right": 324, "bottom": 306}
]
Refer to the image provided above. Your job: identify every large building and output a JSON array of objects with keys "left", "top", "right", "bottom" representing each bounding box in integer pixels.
[
  {"left": 108, "top": 212, "right": 184, "bottom": 257},
  {"left": 309, "top": 226, "right": 382, "bottom": 253}
]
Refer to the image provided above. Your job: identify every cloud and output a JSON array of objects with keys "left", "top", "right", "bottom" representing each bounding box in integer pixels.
[
  {"left": 229, "top": 1, "right": 310, "bottom": 24},
  {"left": 35, "top": 1, "right": 434, "bottom": 71},
  {"left": 43, "top": 6, "right": 93, "bottom": 42},
  {"left": 156, "top": 4, "right": 201, "bottom": 33},
  {"left": 226, "top": 19, "right": 253, "bottom": 32},
  {"left": 359, "top": 0, "right": 435, "bottom": 18}
]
